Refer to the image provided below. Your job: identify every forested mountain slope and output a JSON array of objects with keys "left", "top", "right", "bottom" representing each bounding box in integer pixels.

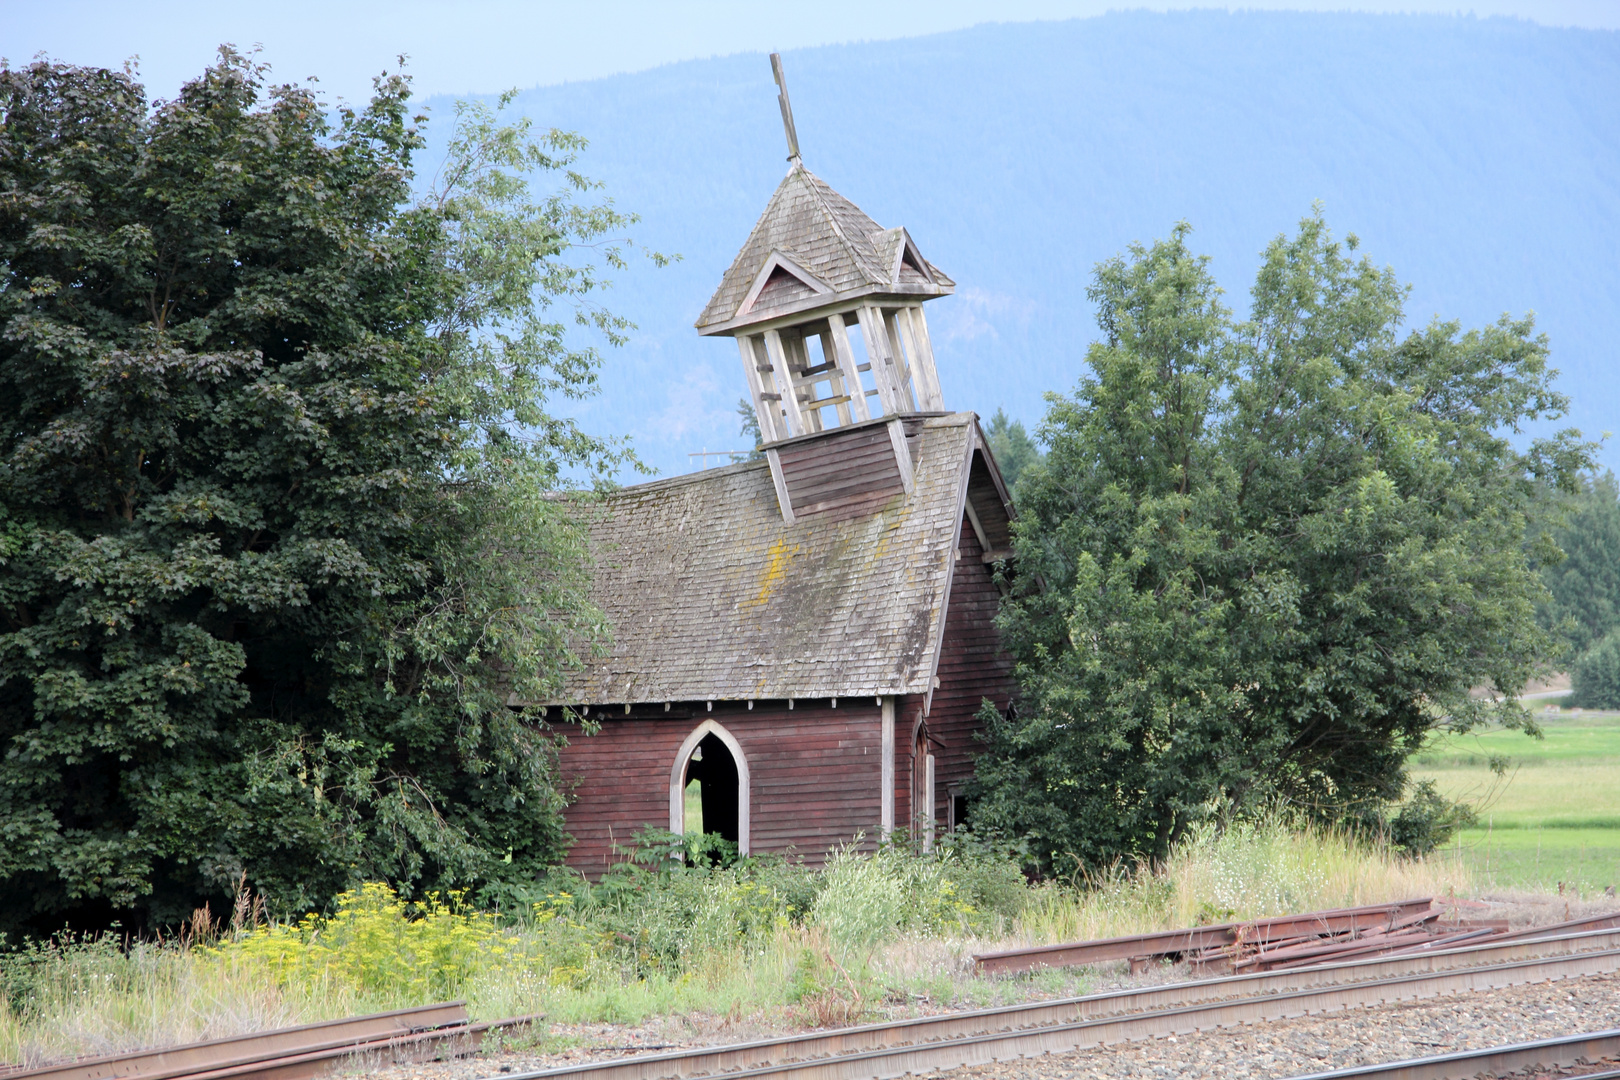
[{"left": 424, "top": 10, "right": 1620, "bottom": 477}]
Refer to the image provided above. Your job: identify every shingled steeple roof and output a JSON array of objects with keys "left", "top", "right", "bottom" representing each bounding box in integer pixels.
[{"left": 695, "top": 163, "right": 954, "bottom": 336}]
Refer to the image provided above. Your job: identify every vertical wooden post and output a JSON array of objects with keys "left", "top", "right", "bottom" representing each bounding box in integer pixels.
[
  {"left": 737, "top": 334, "right": 783, "bottom": 444},
  {"left": 763, "top": 330, "right": 807, "bottom": 437},
  {"left": 826, "top": 312, "right": 870, "bottom": 422},
  {"left": 893, "top": 309, "right": 929, "bottom": 409},
  {"left": 859, "top": 304, "right": 912, "bottom": 415},
  {"left": 880, "top": 696, "right": 895, "bottom": 839},
  {"left": 766, "top": 447, "right": 795, "bottom": 524},
  {"left": 883, "top": 309, "right": 919, "bottom": 409},
  {"left": 910, "top": 305, "right": 943, "bottom": 406},
  {"left": 782, "top": 330, "right": 823, "bottom": 432},
  {"left": 923, "top": 753, "right": 936, "bottom": 852},
  {"left": 816, "top": 326, "right": 855, "bottom": 427}
]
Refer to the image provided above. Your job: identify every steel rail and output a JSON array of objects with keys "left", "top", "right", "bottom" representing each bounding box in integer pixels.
[
  {"left": 500, "top": 928, "right": 1620, "bottom": 1080},
  {"left": 171, "top": 1016, "right": 540, "bottom": 1080},
  {"left": 1282, "top": 1028, "right": 1620, "bottom": 1080},
  {"left": 7, "top": 1008, "right": 538, "bottom": 1080},
  {"left": 10, "top": 1003, "right": 474, "bottom": 1080}
]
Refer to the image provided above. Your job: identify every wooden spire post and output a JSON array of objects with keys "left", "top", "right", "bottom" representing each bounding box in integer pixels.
[{"left": 770, "top": 53, "right": 801, "bottom": 165}]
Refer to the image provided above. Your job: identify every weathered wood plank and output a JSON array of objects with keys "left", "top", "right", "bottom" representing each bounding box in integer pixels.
[{"left": 825, "top": 312, "right": 871, "bottom": 423}]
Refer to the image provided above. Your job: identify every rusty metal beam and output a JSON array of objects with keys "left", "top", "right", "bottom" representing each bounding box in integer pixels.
[
  {"left": 1282, "top": 1028, "right": 1620, "bottom": 1080},
  {"left": 973, "top": 898, "right": 1436, "bottom": 974},
  {"left": 8, "top": 1007, "right": 538, "bottom": 1080}
]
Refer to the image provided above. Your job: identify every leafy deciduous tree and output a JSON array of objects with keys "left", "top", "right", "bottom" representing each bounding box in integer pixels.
[
  {"left": 972, "top": 215, "right": 1590, "bottom": 873},
  {"left": 1541, "top": 471, "right": 1620, "bottom": 658},
  {"left": 0, "top": 52, "right": 651, "bottom": 929}
]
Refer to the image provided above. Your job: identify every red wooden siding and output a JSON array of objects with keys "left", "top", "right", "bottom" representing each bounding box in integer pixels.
[
  {"left": 777, "top": 424, "right": 905, "bottom": 521},
  {"left": 556, "top": 715, "right": 690, "bottom": 878},
  {"left": 559, "top": 702, "right": 885, "bottom": 874}
]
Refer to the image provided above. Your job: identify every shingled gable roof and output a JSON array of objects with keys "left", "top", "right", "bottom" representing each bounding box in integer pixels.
[
  {"left": 551, "top": 414, "right": 1008, "bottom": 707},
  {"left": 695, "top": 163, "right": 954, "bottom": 334}
]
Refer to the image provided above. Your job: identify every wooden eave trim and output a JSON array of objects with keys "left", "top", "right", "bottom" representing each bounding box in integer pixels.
[
  {"left": 891, "top": 228, "right": 936, "bottom": 286},
  {"left": 696, "top": 283, "right": 954, "bottom": 336},
  {"left": 971, "top": 417, "right": 1018, "bottom": 521},
  {"left": 734, "top": 250, "right": 834, "bottom": 320}
]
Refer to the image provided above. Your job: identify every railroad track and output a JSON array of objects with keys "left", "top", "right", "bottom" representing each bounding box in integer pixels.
[
  {"left": 1284, "top": 1027, "right": 1620, "bottom": 1079},
  {"left": 505, "top": 925, "right": 1620, "bottom": 1080},
  {"left": 7, "top": 1002, "right": 536, "bottom": 1080}
]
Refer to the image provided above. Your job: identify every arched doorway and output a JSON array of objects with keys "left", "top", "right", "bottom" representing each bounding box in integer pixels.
[{"left": 669, "top": 720, "right": 750, "bottom": 855}]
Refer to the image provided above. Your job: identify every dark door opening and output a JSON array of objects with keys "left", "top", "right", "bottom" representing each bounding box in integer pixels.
[{"left": 684, "top": 732, "right": 739, "bottom": 845}]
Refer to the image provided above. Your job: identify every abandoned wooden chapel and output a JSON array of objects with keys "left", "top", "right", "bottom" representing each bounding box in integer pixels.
[{"left": 547, "top": 56, "right": 1018, "bottom": 873}]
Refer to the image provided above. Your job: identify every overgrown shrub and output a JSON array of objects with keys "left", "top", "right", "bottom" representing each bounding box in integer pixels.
[
  {"left": 2, "top": 818, "right": 1476, "bottom": 1062},
  {"left": 223, "top": 883, "right": 519, "bottom": 999},
  {"left": 1388, "top": 779, "right": 1478, "bottom": 855}
]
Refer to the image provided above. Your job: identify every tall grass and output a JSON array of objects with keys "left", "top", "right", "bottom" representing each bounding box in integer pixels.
[
  {"left": 1014, "top": 817, "right": 1471, "bottom": 946},
  {"left": 1, "top": 819, "right": 1470, "bottom": 1066}
]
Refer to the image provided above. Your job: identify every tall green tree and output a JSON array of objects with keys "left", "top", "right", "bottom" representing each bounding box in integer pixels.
[
  {"left": 984, "top": 408, "right": 1041, "bottom": 494},
  {"left": 0, "top": 52, "right": 649, "bottom": 929},
  {"left": 1541, "top": 471, "right": 1620, "bottom": 657},
  {"left": 972, "top": 215, "right": 1591, "bottom": 873}
]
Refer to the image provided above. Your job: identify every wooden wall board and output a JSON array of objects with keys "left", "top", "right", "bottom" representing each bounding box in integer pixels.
[{"left": 776, "top": 422, "right": 906, "bottom": 519}]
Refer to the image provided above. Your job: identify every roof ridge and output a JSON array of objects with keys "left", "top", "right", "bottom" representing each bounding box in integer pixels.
[{"left": 608, "top": 458, "right": 768, "bottom": 498}]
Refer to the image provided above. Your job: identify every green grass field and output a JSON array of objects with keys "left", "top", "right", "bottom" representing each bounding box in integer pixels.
[{"left": 1410, "top": 705, "right": 1620, "bottom": 893}]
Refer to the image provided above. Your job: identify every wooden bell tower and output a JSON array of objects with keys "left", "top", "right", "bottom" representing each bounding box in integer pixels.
[{"left": 695, "top": 55, "right": 956, "bottom": 523}]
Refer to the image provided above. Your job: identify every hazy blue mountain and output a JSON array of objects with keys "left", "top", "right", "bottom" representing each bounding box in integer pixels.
[{"left": 422, "top": 10, "right": 1620, "bottom": 478}]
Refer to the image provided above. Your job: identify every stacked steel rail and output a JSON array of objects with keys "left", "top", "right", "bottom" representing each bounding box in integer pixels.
[
  {"left": 973, "top": 901, "right": 1620, "bottom": 975},
  {"left": 5, "top": 1003, "right": 536, "bottom": 1080}
]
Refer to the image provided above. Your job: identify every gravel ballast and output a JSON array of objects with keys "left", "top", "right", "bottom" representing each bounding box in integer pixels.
[
  {"left": 914, "top": 970, "right": 1620, "bottom": 1080},
  {"left": 351, "top": 970, "right": 1620, "bottom": 1080}
]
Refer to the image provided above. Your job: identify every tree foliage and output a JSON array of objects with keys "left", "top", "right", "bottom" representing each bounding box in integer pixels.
[
  {"left": 1541, "top": 471, "right": 1620, "bottom": 658},
  {"left": 1569, "top": 630, "right": 1620, "bottom": 710},
  {"left": 972, "top": 214, "right": 1591, "bottom": 873},
  {"left": 0, "top": 52, "right": 648, "bottom": 930},
  {"left": 984, "top": 408, "right": 1042, "bottom": 495}
]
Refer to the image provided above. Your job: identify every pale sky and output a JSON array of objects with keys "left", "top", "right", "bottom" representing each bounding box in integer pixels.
[{"left": 3, "top": 1, "right": 1616, "bottom": 104}]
